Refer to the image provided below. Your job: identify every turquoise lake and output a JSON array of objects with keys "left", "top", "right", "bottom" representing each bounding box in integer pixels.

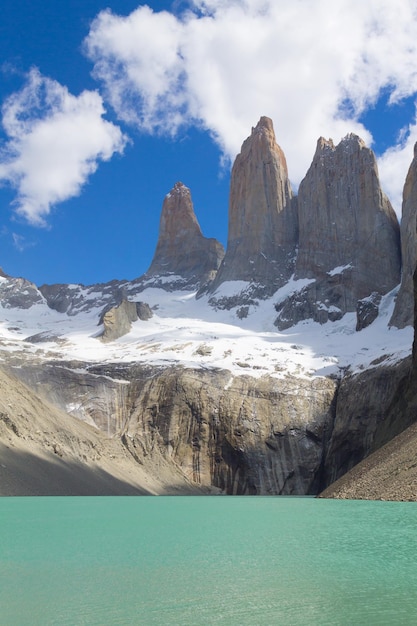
[{"left": 1, "top": 496, "right": 417, "bottom": 625}]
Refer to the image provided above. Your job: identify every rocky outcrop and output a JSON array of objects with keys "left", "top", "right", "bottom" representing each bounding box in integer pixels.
[
  {"left": 274, "top": 135, "right": 401, "bottom": 328},
  {"left": 0, "top": 272, "right": 45, "bottom": 309},
  {"left": 296, "top": 135, "right": 400, "bottom": 285},
  {"left": 39, "top": 279, "right": 129, "bottom": 316},
  {"left": 319, "top": 420, "right": 417, "bottom": 501},
  {"left": 208, "top": 117, "right": 298, "bottom": 300},
  {"left": 356, "top": 292, "right": 382, "bottom": 331},
  {"left": 99, "top": 299, "right": 152, "bottom": 342},
  {"left": 123, "top": 368, "right": 337, "bottom": 495},
  {"left": 390, "top": 142, "right": 417, "bottom": 329},
  {"left": 0, "top": 365, "right": 200, "bottom": 495},
  {"left": 145, "top": 182, "right": 224, "bottom": 289},
  {"left": 321, "top": 358, "right": 412, "bottom": 487}
]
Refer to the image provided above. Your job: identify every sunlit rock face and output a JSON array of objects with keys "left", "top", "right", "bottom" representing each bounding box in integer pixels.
[
  {"left": 145, "top": 181, "right": 224, "bottom": 289},
  {"left": 296, "top": 134, "right": 400, "bottom": 289},
  {"left": 390, "top": 143, "right": 417, "bottom": 329},
  {"left": 1, "top": 117, "right": 416, "bottom": 498},
  {"left": 99, "top": 299, "right": 153, "bottom": 342},
  {"left": 275, "top": 134, "right": 401, "bottom": 329},
  {"left": 209, "top": 117, "right": 298, "bottom": 297},
  {"left": 13, "top": 361, "right": 338, "bottom": 495}
]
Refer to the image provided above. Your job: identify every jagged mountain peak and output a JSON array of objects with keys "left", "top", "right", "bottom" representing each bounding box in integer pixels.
[
  {"left": 158, "top": 180, "right": 202, "bottom": 240},
  {"left": 208, "top": 116, "right": 298, "bottom": 300},
  {"left": 240, "top": 116, "right": 289, "bottom": 172},
  {"left": 165, "top": 180, "right": 193, "bottom": 200},
  {"left": 315, "top": 133, "right": 368, "bottom": 159},
  {"left": 144, "top": 181, "right": 224, "bottom": 289},
  {"left": 5, "top": 116, "right": 412, "bottom": 334},
  {"left": 274, "top": 128, "right": 402, "bottom": 329},
  {"left": 252, "top": 115, "right": 274, "bottom": 133}
]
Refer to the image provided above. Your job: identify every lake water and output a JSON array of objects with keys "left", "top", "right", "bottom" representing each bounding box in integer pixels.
[{"left": 1, "top": 496, "right": 417, "bottom": 625}]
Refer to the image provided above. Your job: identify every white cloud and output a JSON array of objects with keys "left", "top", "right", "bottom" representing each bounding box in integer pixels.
[
  {"left": 0, "top": 68, "right": 127, "bottom": 225},
  {"left": 85, "top": 0, "right": 417, "bottom": 213},
  {"left": 12, "top": 232, "right": 33, "bottom": 252}
]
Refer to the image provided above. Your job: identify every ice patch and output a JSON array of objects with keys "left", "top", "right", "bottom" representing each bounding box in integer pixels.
[
  {"left": 327, "top": 263, "right": 353, "bottom": 276},
  {"left": 0, "top": 282, "right": 411, "bottom": 381}
]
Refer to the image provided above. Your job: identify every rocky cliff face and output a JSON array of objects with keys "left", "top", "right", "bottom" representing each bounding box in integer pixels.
[
  {"left": 206, "top": 121, "right": 400, "bottom": 330},
  {"left": 11, "top": 360, "right": 337, "bottom": 495},
  {"left": 0, "top": 365, "right": 201, "bottom": 495},
  {"left": 275, "top": 135, "right": 401, "bottom": 329},
  {"left": 11, "top": 350, "right": 413, "bottom": 496},
  {"left": 390, "top": 142, "right": 417, "bottom": 329},
  {"left": 209, "top": 117, "right": 298, "bottom": 299},
  {"left": 145, "top": 181, "right": 224, "bottom": 289},
  {"left": 1, "top": 117, "right": 415, "bottom": 498}
]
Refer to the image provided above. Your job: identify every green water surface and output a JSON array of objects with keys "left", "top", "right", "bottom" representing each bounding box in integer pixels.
[{"left": 1, "top": 496, "right": 417, "bottom": 625}]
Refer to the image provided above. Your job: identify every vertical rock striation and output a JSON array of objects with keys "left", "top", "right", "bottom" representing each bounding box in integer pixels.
[
  {"left": 146, "top": 181, "right": 224, "bottom": 288},
  {"left": 275, "top": 134, "right": 401, "bottom": 328},
  {"left": 390, "top": 143, "right": 417, "bottom": 328},
  {"left": 209, "top": 117, "right": 298, "bottom": 297},
  {"left": 296, "top": 134, "right": 400, "bottom": 289}
]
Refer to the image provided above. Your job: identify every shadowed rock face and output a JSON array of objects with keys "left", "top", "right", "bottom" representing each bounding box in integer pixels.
[
  {"left": 210, "top": 117, "right": 298, "bottom": 294},
  {"left": 146, "top": 182, "right": 224, "bottom": 288},
  {"left": 390, "top": 142, "right": 417, "bottom": 329},
  {"left": 13, "top": 361, "right": 337, "bottom": 495}
]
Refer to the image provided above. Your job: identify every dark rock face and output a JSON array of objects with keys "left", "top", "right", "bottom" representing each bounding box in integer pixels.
[
  {"left": 39, "top": 280, "right": 129, "bottom": 316},
  {"left": 145, "top": 181, "right": 224, "bottom": 289},
  {"left": 0, "top": 275, "right": 45, "bottom": 309},
  {"left": 209, "top": 117, "right": 298, "bottom": 297},
  {"left": 390, "top": 143, "right": 417, "bottom": 329},
  {"left": 356, "top": 292, "right": 382, "bottom": 331},
  {"left": 321, "top": 359, "right": 411, "bottom": 487},
  {"left": 136, "top": 302, "right": 153, "bottom": 321},
  {"left": 275, "top": 135, "right": 401, "bottom": 328}
]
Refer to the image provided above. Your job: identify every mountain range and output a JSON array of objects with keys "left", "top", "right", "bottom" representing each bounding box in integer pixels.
[{"left": 1, "top": 116, "right": 417, "bottom": 498}]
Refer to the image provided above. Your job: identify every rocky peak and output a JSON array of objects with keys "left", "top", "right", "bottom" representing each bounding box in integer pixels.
[
  {"left": 295, "top": 133, "right": 400, "bottom": 284},
  {"left": 211, "top": 117, "right": 297, "bottom": 295},
  {"left": 390, "top": 142, "right": 417, "bottom": 328},
  {"left": 273, "top": 134, "right": 401, "bottom": 328},
  {"left": 145, "top": 181, "right": 224, "bottom": 289},
  {"left": 158, "top": 182, "right": 202, "bottom": 243},
  {"left": 209, "top": 116, "right": 298, "bottom": 298}
]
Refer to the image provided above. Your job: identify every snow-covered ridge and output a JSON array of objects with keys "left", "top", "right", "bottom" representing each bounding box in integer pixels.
[{"left": 0, "top": 280, "right": 411, "bottom": 380}]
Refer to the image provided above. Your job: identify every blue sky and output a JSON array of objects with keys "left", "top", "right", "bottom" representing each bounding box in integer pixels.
[{"left": 1, "top": 0, "right": 417, "bottom": 286}]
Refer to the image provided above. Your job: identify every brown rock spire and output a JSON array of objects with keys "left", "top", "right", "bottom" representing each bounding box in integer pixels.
[
  {"left": 295, "top": 134, "right": 400, "bottom": 294},
  {"left": 275, "top": 134, "right": 401, "bottom": 329},
  {"left": 210, "top": 116, "right": 298, "bottom": 294},
  {"left": 146, "top": 182, "right": 224, "bottom": 286}
]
